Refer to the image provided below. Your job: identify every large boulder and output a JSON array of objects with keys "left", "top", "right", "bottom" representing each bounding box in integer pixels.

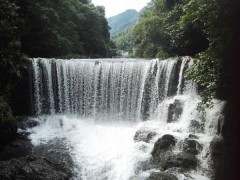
[
  {"left": 151, "top": 135, "right": 198, "bottom": 171},
  {"left": 151, "top": 134, "right": 176, "bottom": 165},
  {"left": 0, "top": 101, "right": 17, "bottom": 145},
  {"left": 167, "top": 99, "right": 183, "bottom": 123},
  {"left": 134, "top": 128, "right": 157, "bottom": 143},
  {"left": 183, "top": 138, "right": 203, "bottom": 155},
  {"left": 147, "top": 172, "right": 178, "bottom": 180},
  {"left": 152, "top": 134, "right": 176, "bottom": 154}
]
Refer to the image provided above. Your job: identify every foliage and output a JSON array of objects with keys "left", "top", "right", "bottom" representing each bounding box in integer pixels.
[
  {"left": 130, "top": 0, "right": 237, "bottom": 108},
  {"left": 18, "top": 0, "right": 113, "bottom": 58},
  {"left": 112, "top": 28, "right": 135, "bottom": 55},
  {"left": 183, "top": 0, "right": 236, "bottom": 108},
  {"left": 0, "top": 0, "right": 23, "bottom": 96},
  {"left": 132, "top": 0, "right": 209, "bottom": 58}
]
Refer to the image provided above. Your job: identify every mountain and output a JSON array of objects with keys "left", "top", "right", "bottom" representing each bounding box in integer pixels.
[{"left": 107, "top": 9, "right": 139, "bottom": 37}]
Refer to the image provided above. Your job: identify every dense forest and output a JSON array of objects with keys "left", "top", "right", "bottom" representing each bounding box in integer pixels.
[{"left": 0, "top": 0, "right": 116, "bottom": 143}]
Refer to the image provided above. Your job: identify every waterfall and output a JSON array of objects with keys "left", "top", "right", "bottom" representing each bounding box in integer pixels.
[
  {"left": 29, "top": 57, "right": 225, "bottom": 180},
  {"left": 31, "top": 58, "right": 189, "bottom": 120}
]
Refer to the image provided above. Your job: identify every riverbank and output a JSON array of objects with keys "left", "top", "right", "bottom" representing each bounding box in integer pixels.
[{"left": 0, "top": 119, "right": 74, "bottom": 179}]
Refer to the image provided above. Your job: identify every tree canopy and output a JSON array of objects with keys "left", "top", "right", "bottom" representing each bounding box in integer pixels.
[
  {"left": 18, "top": 0, "right": 113, "bottom": 58},
  {"left": 129, "top": 0, "right": 239, "bottom": 107}
]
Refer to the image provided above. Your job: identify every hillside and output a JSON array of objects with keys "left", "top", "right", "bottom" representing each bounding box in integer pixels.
[{"left": 107, "top": 9, "right": 139, "bottom": 37}]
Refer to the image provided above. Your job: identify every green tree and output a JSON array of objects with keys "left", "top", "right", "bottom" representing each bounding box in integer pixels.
[
  {"left": 131, "top": 0, "right": 237, "bottom": 107},
  {"left": 0, "top": 0, "right": 22, "bottom": 144}
]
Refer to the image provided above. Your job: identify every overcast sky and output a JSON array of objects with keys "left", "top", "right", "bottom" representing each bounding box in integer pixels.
[{"left": 91, "top": 0, "right": 151, "bottom": 18}]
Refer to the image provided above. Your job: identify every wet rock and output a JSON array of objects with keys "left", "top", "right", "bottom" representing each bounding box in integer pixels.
[
  {"left": 189, "top": 120, "right": 204, "bottom": 133},
  {"left": 188, "top": 134, "right": 199, "bottom": 139},
  {"left": 163, "top": 152, "right": 198, "bottom": 170},
  {"left": 134, "top": 128, "right": 157, "bottom": 143},
  {"left": 217, "top": 115, "right": 224, "bottom": 135},
  {"left": 183, "top": 138, "right": 203, "bottom": 155},
  {"left": 134, "top": 159, "right": 157, "bottom": 173},
  {"left": 0, "top": 139, "right": 73, "bottom": 180},
  {"left": 164, "top": 167, "right": 185, "bottom": 174},
  {"left": 147, "top": 172, "right": 178, "bottom": 180},
  {"left": 167, "top": 99, "right": 183, "bottom": 123},
  {"left": 18, "top": 118, "right": 40, "bottom": 130},
  {"left": 152, "top": 134, "right": 176, "bottom": 152},
  {"left": 152, "top": 134, "right": 176, "bottom": 164},
  {"left": 167, "top": 59, "right": 182, "bottom": 97},
  {"left": 0, "top": 155, "right": 73, "bottom": 180},
  {"left": 210, "top": 137, "right": 228, "bottom": 180},
  {"left": 151, "top": 134, "right": 199, "bottom": 172},
  {"left": 0, "top": 133, "right": 33, "bottom": 161}
]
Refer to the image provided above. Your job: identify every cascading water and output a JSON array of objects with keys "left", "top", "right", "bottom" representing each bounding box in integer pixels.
[
  {"left": 31, "top": 58, "right": 185, "bottom": 120},
  {"left": 28, "top": 57, "right": 225, "bottom": 180}
]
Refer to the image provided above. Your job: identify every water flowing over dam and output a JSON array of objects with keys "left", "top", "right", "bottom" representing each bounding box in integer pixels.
[
  {"left": 28, "top": 57, "right": 225, "bottom": 180},
  {"left": 31, "top": 58, "right": 189, "bottom": 119}
]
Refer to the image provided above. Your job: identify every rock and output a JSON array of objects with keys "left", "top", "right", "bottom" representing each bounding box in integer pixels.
[
  {"left": 189, "top": 120, "right": 204, "bottom": 133},
  {"left": 18, "top": 118, "right": 40, "bottom": 130},
  {"left": 167, "top": 99, "right": 183, "bottom": 123},
  {"left": 0, "top": 138, "right": 73, "bottom": 180},
  {"left": 217, "top": 115, "right": 224, "bottom": 135},
  {"left": 134, "top": 128, "right": 157, "bottom": 143},
  {"left": 147, "top": 172, "right": 178, "bottom": 180},
  {"left": 183, "top": 138, "right": 203, "bottom": 155},
  {"left": 152, "top": 134, "right": 176, "bottom": 164},
  {"left": 210, "top": 137, "right": 228, "bottom": 180},
  {"left": 0, "top": 133, "right": 33, "bottom": 161},
  {"left": 0, "top": 155, "right": 73, "bottom": 180},
  {"left": 147, "top": 132, "right": 158, "bottom": 142},
  {"left": 152, "top": 134, "right": 176, "bottom": 152},
  {"left": 134, "top": 159, "right": 157, "bottom": 173},
  {"left": 163, "top": 152, "right": 198, "bottom": 170},
  {"left": 188, "top": 134, "right": 199, "bottom": 139},
  {"left": 0, "top": 101, "right": 17, "bottom": 145}
]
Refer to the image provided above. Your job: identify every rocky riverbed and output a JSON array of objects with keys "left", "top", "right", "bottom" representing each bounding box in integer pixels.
[{"left": 0, "top": 119, "right": 74, "bottom": 180}]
